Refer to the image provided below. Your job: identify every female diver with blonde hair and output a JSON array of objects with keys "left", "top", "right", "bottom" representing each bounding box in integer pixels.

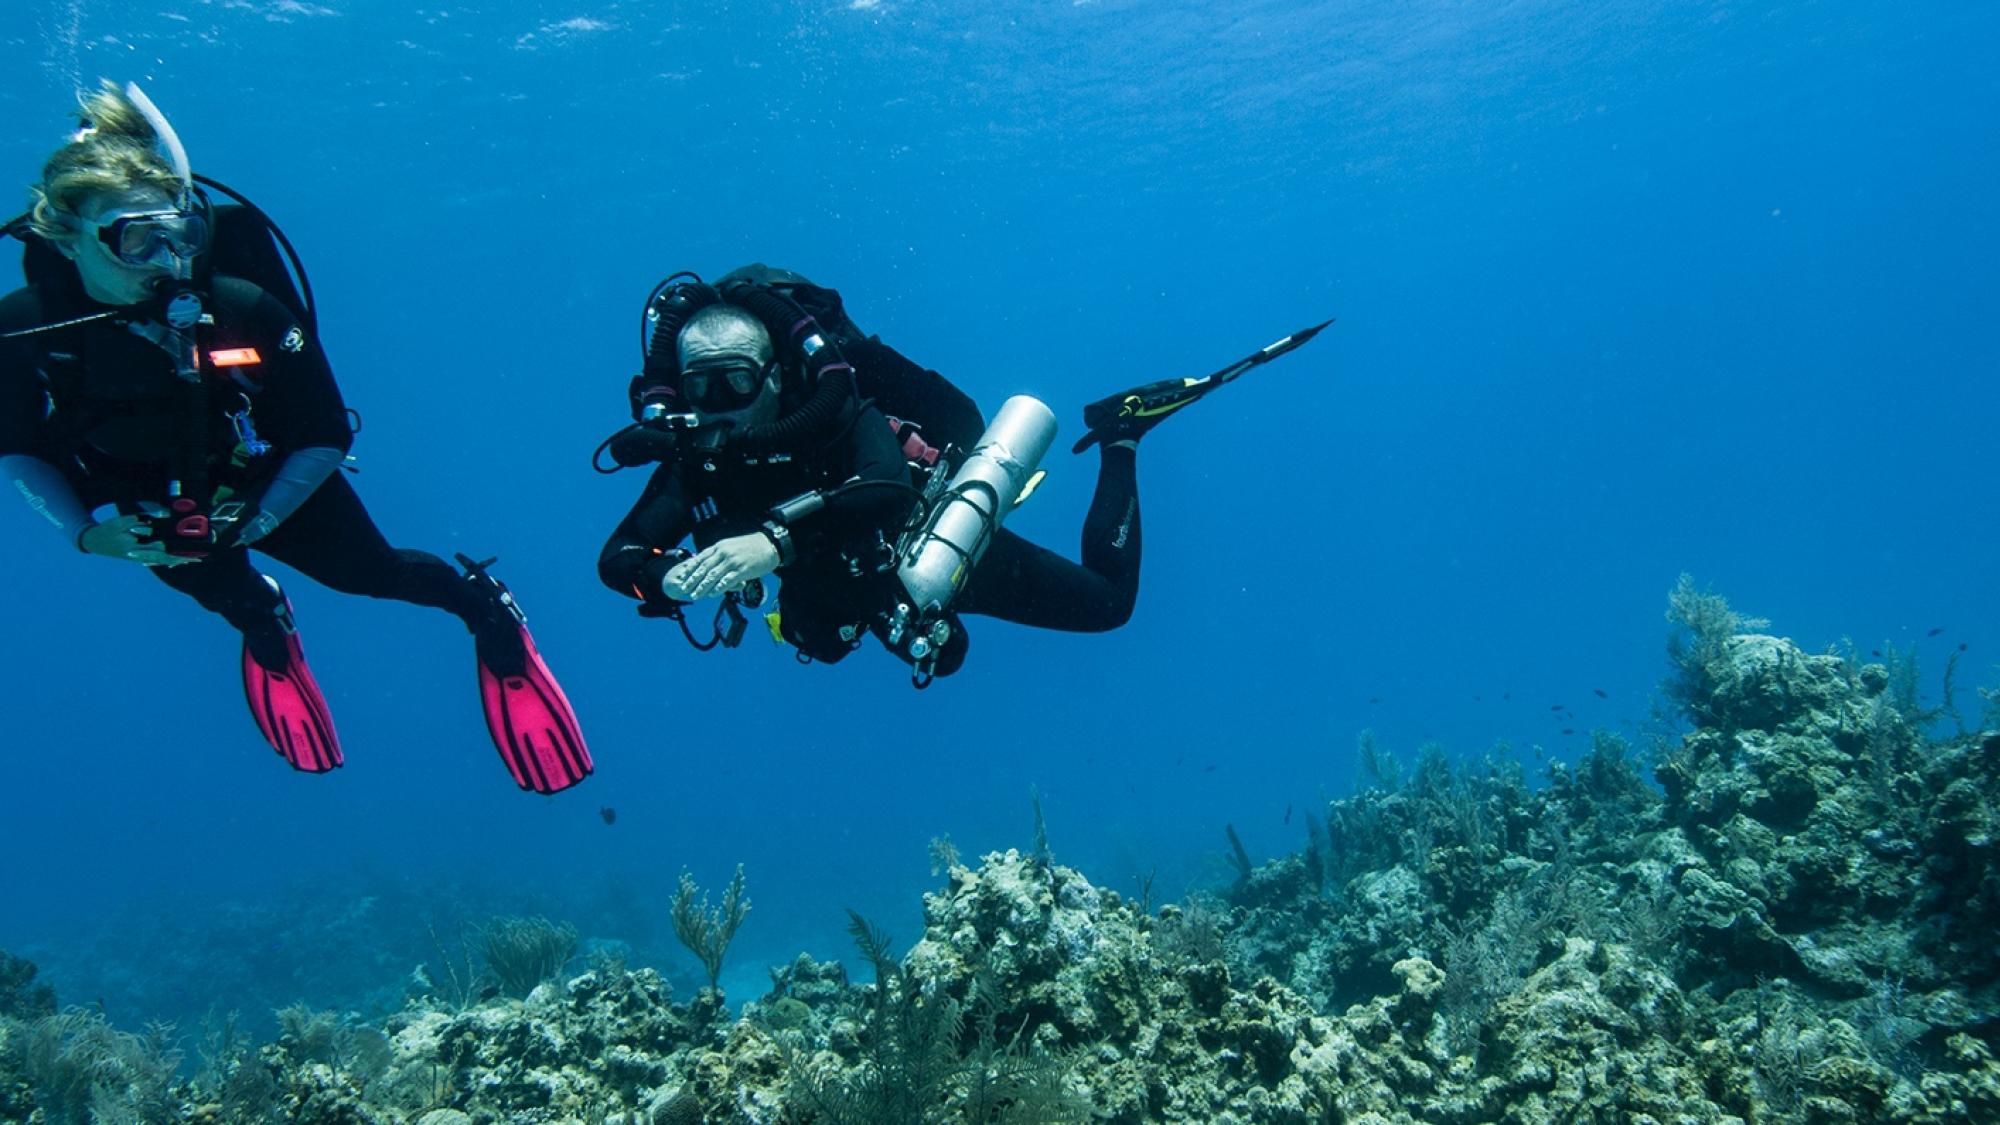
[{"left": 0, "top": 82, "right": 592, "bottom": 794}]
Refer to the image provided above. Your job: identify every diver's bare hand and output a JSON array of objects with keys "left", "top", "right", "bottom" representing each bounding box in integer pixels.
[
  {"left": 660, "top": 569, "right": 697, "bottom": 602},
  {"left": 672, "top": 534, "right": 780, "bottom": 601},
  {"left": 78, "top": 514, "right": 195, "bottom": 567}
]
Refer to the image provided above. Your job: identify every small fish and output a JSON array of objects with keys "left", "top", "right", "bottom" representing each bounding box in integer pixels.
[
  {"left": 1474, "top": 694, "right": 1483, "bottom": 702},
  {"left": 1503, "top": 692, "right": 1512, "bottom": 701},
  {"left": 1549, "top": 704, "right": 1564, "bottom": 711},
  {"left": 1928, "top": 627, "right": 1944, "bottom": 637},
  {"left": 1203, "top": 764, "right": 1218, "bottom": 773},
  {"left": 1871, "top": 650, "right": 1882, "bottom": 657},
  {"left": 1959, "top": 643, "right": 1969, "bottom": 652},
  {"left": 1283, "top": 804, "right": 1293, "bottom": 825},
  {"left": 598, "top": 806, "right": 617, "bottom": 826},
  {"left": 1592, "top": 688, "right": 1608, "bottom": 699},
  {"left": 1561, "top": 728, "right": 1575, "bottom": 736},
  {"left": 1368, "top": 696, "right": 1381, "bottom": 704}
]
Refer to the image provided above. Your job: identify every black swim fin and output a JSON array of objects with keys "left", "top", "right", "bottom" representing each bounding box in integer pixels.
[{"left": 1073, "top": 318, "right": 1334, "bottom": 453}]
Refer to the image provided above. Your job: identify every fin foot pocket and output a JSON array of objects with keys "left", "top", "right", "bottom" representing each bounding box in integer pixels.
[
  {"left": 240, "top": 609, "right": 342, "bottom": 773},
  {"left": 456, "top": 554, "right": 593, "bottom": 793},
  {"left": 477, "top": 623, "right": 594, "bottom": 794},
  {"left": 1073, "top": 379, "right": 1212, "bottom": 451}
]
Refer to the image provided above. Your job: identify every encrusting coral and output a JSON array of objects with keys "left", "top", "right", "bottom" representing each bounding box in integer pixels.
[{"left": 1, "top": 585, "right": 1996, "bottom": 1123}]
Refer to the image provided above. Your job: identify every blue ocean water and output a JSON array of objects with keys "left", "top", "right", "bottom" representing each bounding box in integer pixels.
[{"left": 0, "top": 0, "right": 1994, "bottom": 1031}]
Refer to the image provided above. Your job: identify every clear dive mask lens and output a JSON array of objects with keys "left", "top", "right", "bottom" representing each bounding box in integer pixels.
[
  {"left": 679, "top": 358, "right": 771, "bottom": 413},
  {"left": 92, "top": 209, "right": 210, "bottom": 269}
]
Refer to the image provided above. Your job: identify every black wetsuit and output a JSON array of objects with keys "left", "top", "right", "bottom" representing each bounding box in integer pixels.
[
  {"left": 0, "top": 275, "right": 487, "bottom": 649},
  {"left": 598, "top": 340, "right": 1143, "bottom": 674}
]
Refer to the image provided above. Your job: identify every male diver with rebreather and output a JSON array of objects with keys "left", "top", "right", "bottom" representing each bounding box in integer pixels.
[
  {"left": 0, "top": 83, "right": 592, "bottom": 793},
  {"left": 596, "top": 265, "right": 1328, "bottom": 685}
]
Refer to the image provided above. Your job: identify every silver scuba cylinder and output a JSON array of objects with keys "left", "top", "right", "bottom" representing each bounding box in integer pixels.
[{"left": 888, "top": 395, "right": 1057, "bottom": 659}]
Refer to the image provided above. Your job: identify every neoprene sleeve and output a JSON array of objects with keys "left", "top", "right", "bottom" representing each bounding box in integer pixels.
[
  {"left": 255, "top": 446, "right": 346, "bottom": 526},
  {"left": 2, "top": 453, "right": 93, "bottom": 545}
]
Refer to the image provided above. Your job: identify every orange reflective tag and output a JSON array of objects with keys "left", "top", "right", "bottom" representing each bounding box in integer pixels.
[{"left": 209, "top": 348, "right": 262, "bottom": 367}]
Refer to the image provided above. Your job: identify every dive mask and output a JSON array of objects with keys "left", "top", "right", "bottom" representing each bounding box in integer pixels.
[
  {"left": 85, "top": 208, "right": 210, "bottom": 270},
  {"left": 679, "top": 357, "right": 774, "bottom": 414}
]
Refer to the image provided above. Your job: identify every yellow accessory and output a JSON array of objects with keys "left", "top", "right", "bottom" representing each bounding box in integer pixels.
[{"left": 1014, "top": 469, "right": 1048, "bottom": 507}]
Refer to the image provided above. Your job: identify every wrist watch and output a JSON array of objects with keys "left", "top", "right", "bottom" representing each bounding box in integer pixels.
[{"left": 760, "top": 521, "right": 795, "bottom": 567}]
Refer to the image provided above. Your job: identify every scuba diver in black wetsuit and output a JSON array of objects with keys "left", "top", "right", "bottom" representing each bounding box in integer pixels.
[
  {"left": 595, "top": 265, "right": 1329, "bottom": 685},
  {"left": 0, "top": 82, "right": 591, "bottom": 793}
]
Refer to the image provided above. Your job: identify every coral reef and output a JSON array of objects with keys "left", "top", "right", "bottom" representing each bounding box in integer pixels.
[
  {"left": 1, "top": 590, "right": 1996, "bottom": 1122},
  {"left": 672, "top": 867, "right": 752, "bottom": 996},
  {"left": 0, "top": 952, "right": 55, "bottom": 1023},
  {"left": 12, "top": 868, "right": 627, "bottom": 1043},
  {"left": 482, "top": 917, "right": 581, "bottom": 1000}
]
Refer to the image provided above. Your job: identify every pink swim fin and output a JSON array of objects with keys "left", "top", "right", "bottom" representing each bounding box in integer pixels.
[
  {"left": 240, "top": 592, "right": 343, "bottom": 773},
  {"left": 460, "top": 555, "right": 593, "bottom": 794}
]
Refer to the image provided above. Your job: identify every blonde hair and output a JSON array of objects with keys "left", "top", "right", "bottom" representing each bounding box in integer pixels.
[{"left": 28, "top": 81, "right": 185, "bottom": 243}]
